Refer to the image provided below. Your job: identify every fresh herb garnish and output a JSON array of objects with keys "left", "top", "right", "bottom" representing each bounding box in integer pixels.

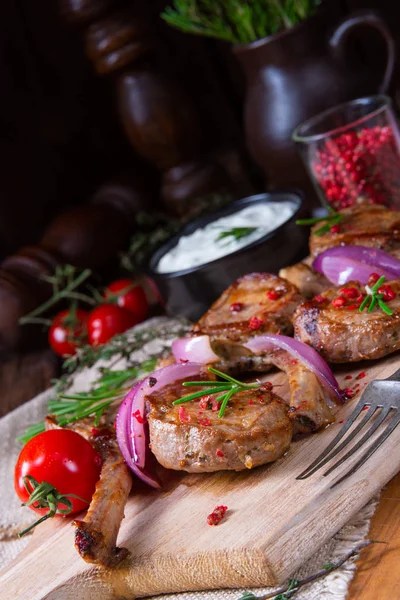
[
  {"left": 18, "top": 475, "right": 89, "bottom": 537},
  {"left": 216, "top": 227, "right": 258, "bottom": 243},
  {"left": 236, "top": 540, "right": 385, "bottom": 600},
  {"left": 17, "top": 320, "right": 191, "bottom": 444},
  {"left": 173, "top": 366, "right": 261, "bottom": 418},
  {"left": 296, "top": 209, "right": 344, "bottom": 236},
  {"left": 359, "top": 276, "right": 394, "bottom": 316}
]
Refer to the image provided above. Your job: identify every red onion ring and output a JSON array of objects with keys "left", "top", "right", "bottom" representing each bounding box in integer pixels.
[
  {"left": 317, "top": 256, "right": 393, "bottom": 286},
  {"left": 313, "top": 245, "right": 400, "bottom": 284},
  {"left": 244, "top": 334, "right": 342, "bottom": 403},
  {"left": 172, "top": 335, "right": 220, "bottom": 364},
  {"left": 116, "top": 363, "right": 202, "bottom": 487}
]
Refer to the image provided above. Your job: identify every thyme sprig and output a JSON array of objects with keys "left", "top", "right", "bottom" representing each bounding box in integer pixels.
[
  {"left": 19, "top": 264, "right": 95, "bottom": 325},
  {"left": 237, "top": 540, "right": 385, "bottom": 600},
  {"left": 296, "top": 209, "right": 344, "bottom": 236},
  {"left": 173, "top": 366, "right": 260, "bottom": 418},
  {"left": 359, "top": 276, "right": 394, "bottom": 316},
  {"left": 17, "top": 358, "right": 157, "bottom": 444},
  {"left": 216, "top": 227, "right": 257, "bottom": 243},
  {"left": 17, "top": 320, "right": 191, "bottom": 445}
]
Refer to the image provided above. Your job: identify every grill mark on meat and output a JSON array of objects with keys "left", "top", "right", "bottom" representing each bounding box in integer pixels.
[
  {"left": 310, "top": 205, "right": 400, "bottom": 259},
  {"left": 294, "top": 280, "right": 400, "bottom": 363},
  {"left": 192, "top": 272, "right": 302, "bottom": 343}
]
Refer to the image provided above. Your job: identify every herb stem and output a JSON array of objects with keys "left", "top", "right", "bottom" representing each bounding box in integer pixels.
[{"left": 237, "top": 540, "right": 385, "bottom": 600}]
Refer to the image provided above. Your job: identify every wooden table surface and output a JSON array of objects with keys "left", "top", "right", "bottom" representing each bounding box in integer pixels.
[{"left": 1, "top": 349, "right": 399, "bottom": 599}]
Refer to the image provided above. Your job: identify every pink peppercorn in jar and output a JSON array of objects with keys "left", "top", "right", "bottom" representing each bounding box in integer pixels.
[{"left": 293, "top": 96, "right": 400, "bottom": 211}]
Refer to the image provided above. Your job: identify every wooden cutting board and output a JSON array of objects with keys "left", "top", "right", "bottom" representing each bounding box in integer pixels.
[{"left": 1, "top": 353, "right": 400, "bottom": 600}]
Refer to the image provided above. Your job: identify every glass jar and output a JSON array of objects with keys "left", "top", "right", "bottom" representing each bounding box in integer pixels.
[{"left": 293, "top": 95, "right": 400, "bottom": 210}]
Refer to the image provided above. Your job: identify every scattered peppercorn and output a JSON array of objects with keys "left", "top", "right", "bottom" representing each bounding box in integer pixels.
[
  {"left": 207, "top": 505, "right": 228, "bottom": 526},
  {"left": 332, "top": 297, "right": 346, "bottom": 308},
  {"left": 229, "top": 302, "right": 243, "bottom": 313},
  {"left": 248, "top": 316, "right": 264, "bottom": 330},
  {"left": 266, "top": 290, "right": 281, "bottom": 301},
  {"left": 178, "top": 406, "right": 191, "bottom": 423},
  {"left": 132, "top": 409, "right": 145, "bottom": 424}
]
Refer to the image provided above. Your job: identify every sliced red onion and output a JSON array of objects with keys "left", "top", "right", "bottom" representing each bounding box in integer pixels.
[
  {"left": 317, "top": 256, "right": 393, "bottom": 285},
  {"left": 313, "top": 245, "right": 400, "bottom": 284},
  {"left": 172, "top": 335, "right": 220, "bottom": 364},
  {"left": 116, "top": 363, "right": 202, "bottom": 487},
  {"left": 244, "top": 334, "right": 342, "bottom": 404}
]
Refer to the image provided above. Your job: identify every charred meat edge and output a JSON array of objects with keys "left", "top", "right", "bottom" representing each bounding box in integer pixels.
[{"left": 45, "top": 416, "right": 132, "bottom": 567}]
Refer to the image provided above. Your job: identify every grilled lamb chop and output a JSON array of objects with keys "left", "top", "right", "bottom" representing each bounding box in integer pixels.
[
  {"left": 310, "top": 205, "right": 400, "bottom": 259},
  {"left": 45, "top": 417, "right": 132, "bottom": 567},
  {"left": 294, "top": 280, "right": 400, "bottom": 362},
  {"left": 192, "top": 272, "right": 302, "bottom": 341},
  {"left": 146, "top": 376, "right": 293, "bottom": 472},
  {"left": 279, "top": 261, "right": 331, "bottom": 298}
]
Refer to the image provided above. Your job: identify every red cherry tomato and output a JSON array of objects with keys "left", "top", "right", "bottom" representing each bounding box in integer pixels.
[
  {"left": 87, "top": 303, "right": 138, "bottom": 346},
  {"left": 104, "top": 279, "right": 149, "bottom": 322},
  {"left": 15, "top": 430, "right": 102, "bottom": 517},
  {"left": 48, "top": 308, "right": 88, "bottom": 357}
]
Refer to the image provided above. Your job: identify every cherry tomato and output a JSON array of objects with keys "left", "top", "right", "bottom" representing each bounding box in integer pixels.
[
  {"left": 104, "top": 279, "right": 149, "bottom": 322},
  {"left": 15, "top": 430, "right": 102, "bottom": 517},
  {"left": 87, "top": 303, "right": 138, "bottom": 346},
  {"left": 48, "top": 308, "right": 88, "bottom": 357}
]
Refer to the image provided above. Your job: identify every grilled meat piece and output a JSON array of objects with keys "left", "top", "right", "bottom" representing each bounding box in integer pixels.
[
  {"left": 146, "top": 377, "right": 293, "bottom": 472},
  {"left": 310, "top": 205, "right": 400, "bottom": 259},
  {"left": 192, "top": 271, "right": 302, "bottom": 349},
  {"left": 279, "top": 261, "right": 331, "bottom": 298},
  {"left": 294, "top": 280, "right": 400, "bottom": 362},
  {"left": 45, "top": 417, "right": 132, "bottom": 567},
  {"left": 264, "top": 351, "right": 335, "bottom": 433}
]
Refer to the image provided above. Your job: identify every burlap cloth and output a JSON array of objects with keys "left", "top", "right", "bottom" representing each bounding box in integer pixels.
[{"left": 0, "top": 317, "right": 378, "bottom": 599}]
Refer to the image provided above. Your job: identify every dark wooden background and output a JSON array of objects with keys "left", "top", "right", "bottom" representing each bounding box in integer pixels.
[{"left": 1, "top": 0, "right": 399, "bottom": 259}]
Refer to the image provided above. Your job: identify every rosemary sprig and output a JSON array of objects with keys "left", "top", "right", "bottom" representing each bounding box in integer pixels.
[
  {"left": 236, "top": 540, "right": 385, "bottom": 600},
  {"left": 216, "top": 227, "right": 257, "bottom": 243},
  {"left": 359, "top": 276, "right": 394, "bottom": 316},
  {"left": 17, "top": 358, "right": 157, "bottom": 444},
  {"left": 173, "top": 366, "right": 260, "bottom": 418},
  {"left": 296, "top": 209, "right": 344, "bottom": 236},
  {"left": 17, "top": 319, "right": 191, "bottom": 445}
]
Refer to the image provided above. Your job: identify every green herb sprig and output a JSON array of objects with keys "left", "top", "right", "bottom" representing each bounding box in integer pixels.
[
  {"left": 296, "top": 209, "right": 344, "bottom": 236},
  {"left": 19, "top": 264, "right": 95, "bottom": 326},
  {"left": 17, "top": 320, "right": 191, "bottom": 445},
  {"left": 173, "top": 366, "right": 261, "bottom": 418},
  {"left": 236, "top": 540, "right": 385, "bottom": 600},
  {"left": 216, "top": 227, "right": 257, "bottom": 244},
  {"left": 17, "top": 359, "right": 157, "bottom": 444},
  {"left": 359, "top": 276, "right": 394, "bottom": 316},
  {"left": 18, "top": 475, "right": 89, "bottom": 537},
  {"left": 162, "top": 0, "right": 321, "bottom": 45}
]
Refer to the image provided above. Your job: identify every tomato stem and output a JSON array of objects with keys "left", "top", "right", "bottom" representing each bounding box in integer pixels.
[{"left": 18, "top": 475, "right": 89, "bottom": 538}]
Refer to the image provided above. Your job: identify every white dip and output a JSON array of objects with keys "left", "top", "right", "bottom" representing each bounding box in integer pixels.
[{"left": 156, "top": 201, "right": 297, "bottom": 274}]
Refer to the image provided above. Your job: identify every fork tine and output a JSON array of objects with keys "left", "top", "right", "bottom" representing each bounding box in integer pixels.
[
  {"left": 330, "top": 409, "right": 400, "bottom": 488},
  {"left": 324, "top": 405, "right": 392, "bottom": 477},
  {"left": 296, "top": 400, "right": 371, "bottom": 480}
]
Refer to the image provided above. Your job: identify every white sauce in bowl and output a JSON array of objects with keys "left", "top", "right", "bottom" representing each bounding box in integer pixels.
[{"left": 155, "top": 201, "right": 297, "bottom": 274}]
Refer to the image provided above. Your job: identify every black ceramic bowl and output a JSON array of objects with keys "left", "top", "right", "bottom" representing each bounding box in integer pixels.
[{"left": 148, "top": 192, "right": 308, "bottom": 321}]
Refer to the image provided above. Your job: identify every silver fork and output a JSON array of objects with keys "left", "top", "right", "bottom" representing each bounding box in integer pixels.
[{"left": 297, "top": 367, "right": 400, "bottom": 488}]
